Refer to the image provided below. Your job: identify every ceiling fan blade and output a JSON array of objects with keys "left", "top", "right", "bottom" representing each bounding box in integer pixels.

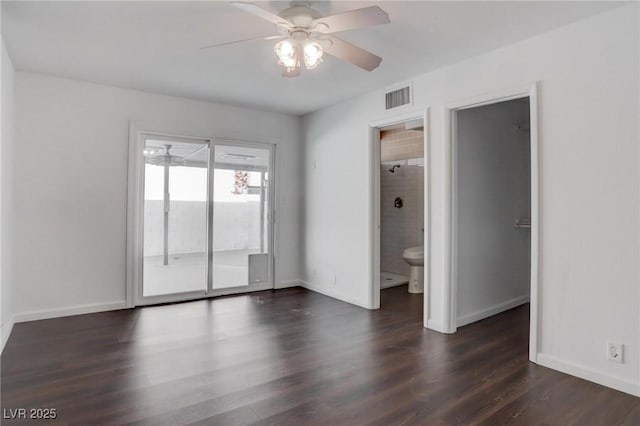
[
  {"left": 312, "top": 6, "right": 389, "bottom": 34},
  {"left": 323, "top": 36, "right": 382, "bottom": 71},
  {"left": 231, "top": 2, "right": 292, "bottom": 28},
  {"left": 200, "top": 35, "right": 283, "bottom": 50}
]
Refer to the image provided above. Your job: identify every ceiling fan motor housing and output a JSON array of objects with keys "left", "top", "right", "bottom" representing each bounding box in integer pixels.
[{"left": 278, "top": 5, "right": 321, "bottom": 29}]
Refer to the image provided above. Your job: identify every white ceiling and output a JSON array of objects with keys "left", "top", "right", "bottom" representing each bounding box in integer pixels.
[{"left": 2, "top": 1, "right": 625, "bottom": 115}]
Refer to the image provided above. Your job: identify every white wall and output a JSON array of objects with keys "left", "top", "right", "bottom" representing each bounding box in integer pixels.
[
  {"left": 1, "top": 39, "right": 15, "bottom": 350},
  {"left": 13, "top": 72, "right": 302, "bottom": 318},
  {"left": 302, "top": 4, "right": 639, "bottom": 395},
  {"left": 456, "top": 99, "right": 530, "bottom": 326}
]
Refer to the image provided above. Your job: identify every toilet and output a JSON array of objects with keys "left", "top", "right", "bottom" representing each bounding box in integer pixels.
[{"left": 402, "top": 246, "right": 424, "bottom": 293}]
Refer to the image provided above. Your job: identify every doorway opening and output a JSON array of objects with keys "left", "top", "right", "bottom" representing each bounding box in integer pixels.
[
  {"left": 449, "top": 92, "right": 538, "bottom": 360},
  {"left": 371, "top": 114, "right": 427, "bottom": 317},
  {"left": 127, "top": 129, "right": 275, "bottom": 306}
]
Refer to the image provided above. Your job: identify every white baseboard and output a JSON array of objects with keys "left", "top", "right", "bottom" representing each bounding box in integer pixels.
[
  {"left": 300, "top": 280, "right": 372, "bottom": 309},
  {"left": 13, "top": 285, "right": 305, "bottom": 323},
  {"left": 275, "top": 280, "right": 303, "bottom": 289},
  {"left": 1, "top": 316, "right": 15, "bottom": 353},
  {"left": 537, "top": 353, "right": 640, "bottom": 397},
  {"left": 425, "top": 319, "right": 451, "bottom": 333},
  {"left": 13, "top": 301, "right": 128, "bottom": 323},
  {"left": 457, "top": 295, "right": 530, "bottom": 327}
]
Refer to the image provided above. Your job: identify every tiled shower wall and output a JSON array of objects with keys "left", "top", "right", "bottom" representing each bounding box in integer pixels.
[
  {"left": 380, "top": 128, "right": 423, "bottom": 161},
  {"left": 380, "top": 159, "right": 424, "bottom": 275}
]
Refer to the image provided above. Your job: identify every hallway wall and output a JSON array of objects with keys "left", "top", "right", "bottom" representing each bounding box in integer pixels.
[
  {"left": 455, "top": 98, "right": 531, "bottom": 326},
  {"left": 302, "top": 4, "right": 640, "bottom": 395}
]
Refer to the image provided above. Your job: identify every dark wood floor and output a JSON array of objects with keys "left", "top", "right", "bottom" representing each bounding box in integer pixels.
[{"left": 2, "top": 286, "right": 639, "bottom": 425}]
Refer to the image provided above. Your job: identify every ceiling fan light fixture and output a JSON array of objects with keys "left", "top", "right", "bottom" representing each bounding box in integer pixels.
[
  {"left": 274, "top": 38, "right": 301, "bottom": 72},
  {"left": 274, "top": 39, "right": 295, "bottom": 62},
  {"left": 280, "top": 53, "right": 299, "bottom": 72},
  {"left": 303, "top": 40, "right": 323, "bottom": 69}
]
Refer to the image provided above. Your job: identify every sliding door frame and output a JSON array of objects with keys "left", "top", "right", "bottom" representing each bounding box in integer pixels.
[
  {"left": 126, "top": 124, "right": 276, "bottom": 307},
  {"left": 209, "top": 138, "right": 276, "bottom": 297}
]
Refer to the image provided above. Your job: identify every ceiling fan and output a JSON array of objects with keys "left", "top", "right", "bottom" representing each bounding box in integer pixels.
[
  {"left": 202, "top": 2, "right": 390, "bottom": 77},
  {"left": 144, "top": 144, "right": 186, "bottom": 167}
]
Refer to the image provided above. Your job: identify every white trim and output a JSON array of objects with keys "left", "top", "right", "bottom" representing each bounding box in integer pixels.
[
  {"left": 443, "top": 107, "right": 455, "bottom": 334},
  {"left": 368, "top": 108, "right": 431, "bottom": 320},
  {"left": 529, "top": 83, "right": 541, "bottom": 363},
  {"left": 423, "top": 108, "right": 432, "bottom": 328},
  {"left": 457, "top": 295, "right": 530, "bottom": 328},
  {"left": 126, "top": 122, "right": 140, "bottom": 308},
  {"left": 13, "top": 301, "right": 127, "bottom": 323},
  {"left": 426, "top": 319, "right": 447, "bottom": 333},
  {"left": 446, "top": 84, "right": 536, "bottom": 110},
  {"left": 637, "top": 1, "right": 640, "bottom": 402},
  {"left": 537, "top": 353, "right": 640, "bottom": 397},
  {"left": 369, "top": 126, "right": 381, "bottom": 310},
  {"left": 368, "top": 109, "right": 428, "bottom": 129},
  {"left": 275, "top": 280, "right": 302, "bottom": 289},
  {"left": 300, "top": 281, "right": 371, "bottom": 310},
  {"left": 1, "top": 316, "right": 15, "bottom": 353},
  {"left": 444, "top": 83, "right": 540, "bottom": 362}
]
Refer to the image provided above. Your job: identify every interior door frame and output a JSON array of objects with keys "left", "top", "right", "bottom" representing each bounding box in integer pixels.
[
  {"left": 126, "top": 124, "right": 276, "bottom": 307},
  {"left": 444, "top": 82, "right": 540, "bottom": 363},
  {"left": 367, "top": 108, "right": 430, "bottom": 323}
]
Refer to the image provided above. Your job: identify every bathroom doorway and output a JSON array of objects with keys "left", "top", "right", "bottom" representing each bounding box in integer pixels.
[{"left": 373, "top": 116, "right": 426, "bottom": 313}]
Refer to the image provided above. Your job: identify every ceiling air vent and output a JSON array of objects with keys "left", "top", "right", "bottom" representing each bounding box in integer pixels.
[{"left": 385, "top": 85, "right": 412, "bottom": 110}]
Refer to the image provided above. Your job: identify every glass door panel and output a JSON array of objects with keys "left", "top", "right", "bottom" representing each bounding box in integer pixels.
[
  {"left": 142, "top": 139, "right": 210, "bottom": 297},
  {"left": 212, "top": 144, "right": 271, "bottom": 290}
]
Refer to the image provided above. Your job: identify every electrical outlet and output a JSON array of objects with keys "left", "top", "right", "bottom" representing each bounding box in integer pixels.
[{"left": 607, "top": 341, "right": 624, "bottom": 364}]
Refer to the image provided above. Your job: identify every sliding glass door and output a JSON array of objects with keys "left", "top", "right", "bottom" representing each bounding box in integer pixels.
[
  {"left": 137, "top": 134, "right": 273, "bottom": 305},
  {"left": 212, "top": 143, "right": 271, "bottom": 290},
  {"left": 143, "top": 138, "right": 209, "bottom": 298}
]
